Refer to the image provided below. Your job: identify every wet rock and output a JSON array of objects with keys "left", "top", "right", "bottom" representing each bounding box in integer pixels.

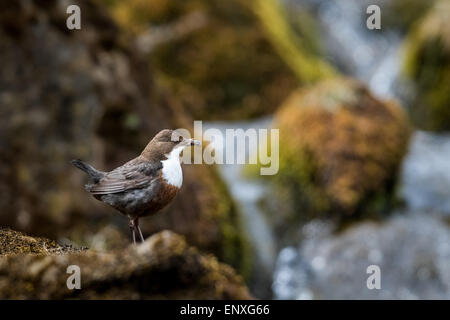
[
  {"left": 0, "top": 229, "right": 252, "bottom": 299},
  {"left": 403, "top": 0, "right": 450, "bottom": 131},
  {"left": 271, "top": 77, "right": 410, "bottom": 228},
  {"left": 273, "top": 214, "right": 450, "bottom": 299},
  {"left": 0, "top": 0, "right": 249, "bottom": 275}
]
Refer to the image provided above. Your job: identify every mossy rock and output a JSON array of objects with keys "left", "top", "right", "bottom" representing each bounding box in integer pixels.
[
  {"left": 0, "top": 229, "right": 252, "bottom": 299},
  {"left": 0, "top": 228, "right": 85, "bottom": 256},
  {"left": 102, "top": 0, "right": 325, "bottom": 120},
  {"left": 272, "top": 78, "right": 411, "bottom": 223},
  {"left": 0, "top": 0, "right": 250, "bottom": 278},
  {"left": 403, "top": 0, "right": 450, "bottom": 131}
]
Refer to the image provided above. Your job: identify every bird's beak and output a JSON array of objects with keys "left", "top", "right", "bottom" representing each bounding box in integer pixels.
[
  {"left": 189, "top": 139, "right": 201, "bottom": 146},
  {"left": 182, "top": 138, "right": 201, "bottom": 147}
]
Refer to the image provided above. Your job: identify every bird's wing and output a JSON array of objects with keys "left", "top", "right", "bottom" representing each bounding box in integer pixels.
[{"left": 87, "top": 159, "right": 162, "bottom": 195}]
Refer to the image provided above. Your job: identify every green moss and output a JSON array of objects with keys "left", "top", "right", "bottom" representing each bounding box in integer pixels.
[
  {"left": 276, "top": 145, "right": 330, "bottom": 217},
  {"left": 403, "top": 1, "right": 450, "bottom": 131},
  {"left": 249, "top": 0, "right": 336, "bottom": 83}
]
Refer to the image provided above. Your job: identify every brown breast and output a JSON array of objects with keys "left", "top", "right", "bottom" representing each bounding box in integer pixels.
[{"left": 140, "top": 175, "right": 179, "bottom": 217}]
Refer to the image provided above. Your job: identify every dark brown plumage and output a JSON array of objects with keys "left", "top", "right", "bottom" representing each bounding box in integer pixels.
[{"left": 72, "top": 129, "right": 200, "bottom": 244}]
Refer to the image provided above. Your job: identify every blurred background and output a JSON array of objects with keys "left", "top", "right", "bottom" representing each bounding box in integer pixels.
[{"left": 0, "top": 0, "right": 449, "bottom": 299}]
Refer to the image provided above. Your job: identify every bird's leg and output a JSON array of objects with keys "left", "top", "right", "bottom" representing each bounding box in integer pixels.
[
  {"left": 137, "top": 226, "right": 145, "bottom": 243},
  {"left": 134, "top": 218, "right": 145, "bottom": 243},
  {"left": 129, "top": 219, "right": 136, "bottom": 245}
]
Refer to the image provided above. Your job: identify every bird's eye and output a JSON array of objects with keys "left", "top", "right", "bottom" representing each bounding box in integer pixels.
[{"left": 178, "top": 136, "right": 183, "bottom": 142}]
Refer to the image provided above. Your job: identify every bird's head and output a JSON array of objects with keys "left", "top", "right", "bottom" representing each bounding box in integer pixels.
[{"left": 141, "top": 129, "right": 201, "bottom": 161}]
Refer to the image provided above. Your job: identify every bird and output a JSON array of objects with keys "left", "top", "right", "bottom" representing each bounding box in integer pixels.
[{"left": 71, "top": 129, "right": 201, "bottom": 244}]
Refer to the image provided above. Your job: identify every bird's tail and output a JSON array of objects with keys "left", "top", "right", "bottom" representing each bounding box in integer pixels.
[{"left": 71, "top": 159, "right": 104, "bottom": 183}]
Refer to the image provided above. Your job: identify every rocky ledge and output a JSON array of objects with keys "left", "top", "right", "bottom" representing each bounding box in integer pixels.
[{"left": 0, "top": 229, "right": 251, "bottom": 299}]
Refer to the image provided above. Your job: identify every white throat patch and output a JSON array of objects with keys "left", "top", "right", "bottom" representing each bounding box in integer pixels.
[{"left": 161, "top": 146, "right": 184, "bottom": 187}]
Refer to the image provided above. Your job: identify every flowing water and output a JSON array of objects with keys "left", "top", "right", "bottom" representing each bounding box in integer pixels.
[
  {"left": 272, "top": 0, "right": 450, "bottom": 299},
  {"left": 203, "top": 118, "right": 276, "bottom": 297},
  {"left": 208, "top": 0, "right": 450, "bottom": 299}
]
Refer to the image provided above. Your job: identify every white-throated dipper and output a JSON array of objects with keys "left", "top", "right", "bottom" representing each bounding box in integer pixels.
[{"left": 71, "top": 129, "right": 201, "bottom": 244}]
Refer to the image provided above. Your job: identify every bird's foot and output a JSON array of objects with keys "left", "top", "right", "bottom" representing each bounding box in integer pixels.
[{"left": 129, "top": 219, "right": 145, "bottom": 244}]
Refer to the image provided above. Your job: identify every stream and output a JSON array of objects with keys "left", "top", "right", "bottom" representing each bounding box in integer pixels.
[
  {"left": 203, "top": 118, "right": 276, "bottom": 297},
  {"left": 207, "top": 0, "right": 450, "bottom": 299}
]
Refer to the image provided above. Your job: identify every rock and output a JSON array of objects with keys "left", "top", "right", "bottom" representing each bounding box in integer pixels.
[
  {"left": 273, "top": 214, "right": 450, "bottom": 299},
  {"left": 0, "top": 0, "right": 249, "bottom": 275},
  {"left": 0, "top": 228, "right": 85, "bottom": 256},
  {"left": 403, "top": 0, "right": 450, "bottom": 131},
  {"left": 0, "top": 229, "right": 252, "bottom": 299},
  {"left": 0, "top": 0, "right": 116, "bottom": 237},
  {"left": 272, "top": 78, "right": 410, "bottom": 226},
  {"left": 104, "top": 0, "right": 301, "bottom": 120}
]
